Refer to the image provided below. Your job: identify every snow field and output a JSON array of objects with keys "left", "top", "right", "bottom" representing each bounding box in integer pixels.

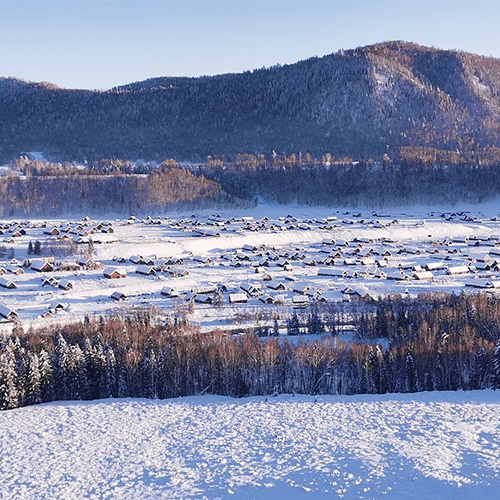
[
  {"left": 2, "top": 203, "right": 498, "bottom": 330},
  {"left": 0, "top": 391, "right": 499, "bottom": 499}
]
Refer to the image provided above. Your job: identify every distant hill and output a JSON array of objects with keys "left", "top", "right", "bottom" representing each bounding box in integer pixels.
[{"left": 2, "top": 41, "right": 500, "bottom": 163}]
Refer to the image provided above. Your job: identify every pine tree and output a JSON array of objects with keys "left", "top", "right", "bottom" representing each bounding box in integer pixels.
[
  {"left": 25, "top": 352, "right": 42, "bottom": 405},
  {"left": 33, "top": 240, "right": 42, "bottom": 256},
  {"left": 0, "top": 343, "right": 20, "bottom": 410},
  {"left": 54, "top": 333, "right": 69, "bottom": 400},
  {"left": 367, "top": 345, "right": 387, "bottom": 394},
  {"left": 287, "top": 312, "right": 300, "bottom": 336},
  {"left": 38, "top": 349, "right": 54, "bottom": 402},
  {"left": 65, "top": 344, "right": 86, "bottom": 400},
  {"left": 143, "top": 350, "right": 158, "bottom": 399},
  {"left": 405, "top": 346, "right": 421, "bottom": 393},
  {"left": 105, "top": 347, "right": 117, "bottom": 398},
  {"left": 492, "top": 340, "right": 500, "bottom": 389},
  {"left": 273, "top": 318, "right": 280, "bottom": 337},
  {"left": 470, "top": 347, "right": 489, "bottom": 390},
  {"left": 307, "top": 305, "right": 324, "bottom": 335},
  {"left": 27, "top": 241, "right": 33, "bottom": 255}
]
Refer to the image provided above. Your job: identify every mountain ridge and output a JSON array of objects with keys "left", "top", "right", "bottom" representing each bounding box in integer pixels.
[{"left": 1, "top": 40, "right": 500, "bottom": 163}]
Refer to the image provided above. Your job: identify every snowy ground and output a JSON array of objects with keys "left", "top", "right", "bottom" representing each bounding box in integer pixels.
[
  {"left": 2, "top": 199, "right": 500, "bottom": 333},
  {"left": 0, "top": 391, "right": 499, "bottom": 499}
]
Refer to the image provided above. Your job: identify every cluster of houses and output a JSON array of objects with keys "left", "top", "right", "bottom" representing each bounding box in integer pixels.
[
  {"left": 3, "top": 210, "right": 500, "bottom": 324},
  {"left": 96, "top": 226, "right": 500, "bottom": 309},
  {"left": 1, "top": 218, "right": 117, "bottom": 245},
  {"left": 184, "top": 213, "right": 400, "bottom": 238}
]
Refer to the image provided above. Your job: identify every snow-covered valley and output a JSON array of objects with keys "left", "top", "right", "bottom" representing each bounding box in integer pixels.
[
  {"left": 0, "top": 390, "right": 499, "bottom": 499},
  {"left": 3, "top": 200, "right": 500, "bottom": 333}
]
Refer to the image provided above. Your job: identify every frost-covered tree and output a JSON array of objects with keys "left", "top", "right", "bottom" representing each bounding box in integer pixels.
[
  {"left": 492, "top": 340, "right": 500, "bottom": 389},
  {"left": 287, "top": 312, "right": 300, "bottom": 336},
  {"left": 307, "top": 305, "right": 324, "bottom": 335},
  {"left": 405, "top": 347, "right": 420, "bottom": 393},
  {"left": 0, "top": 342, "right": 20, "bottom": 410}
]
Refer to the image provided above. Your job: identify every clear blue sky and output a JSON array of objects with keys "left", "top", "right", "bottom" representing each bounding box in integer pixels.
[{"left": 1, "top": 0, "right": 499, "bottom": 90}]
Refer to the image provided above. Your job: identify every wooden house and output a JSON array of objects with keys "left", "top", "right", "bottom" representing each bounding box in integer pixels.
[
  {"left": 44, "top": 227, "right": 60, "bottom": 236},
  {"left": 229, "top": 293, "right": 248, "bottom": 304},
  {"left": 318, "top": 290, "right": 346, "bottom": 303},
  {"left": 31, "top": 260, "right": 54, "bottom": 273},
  {"left": 303, "top": 257, "right": 317, "bottom": 266},
  {"left": 193, "top": 255, "right": 211, "bottom": 265},
  {"left": 0, "top": 304, "right": 18, "bottom": 320},
  {"left": 259, "top": 294, "right": 275, "bottom": 304},
  {"left": 6, "top": 265, "right": 24, "bottom": 275},
  {"left": 136, "top": 265, "right": 156, "bottom": 276},
  {"left": 318, "top": 268, "right": 348, "bottom": 278},
  {"left": 192, "top": 285, "right": 218, "bottom": 295},
  {"left": 160, "top": 286, "right": 179, "bottom": 298},
  {"left": 321, "top": 238, "right": 336, "bottom": 246},
  {"left": 386, "top": 271, "right": 410, "bottom": 281},
  {"left": 58, "top": 279, "right": 74, "bottom": 290},
  {"left": 266, "top": 280, "right": 287, "bottom": 291},
  {"left": 292, "top": 282, "right": 311, "bottom": 295},
  {"left": 42, "top": 276, "right": 58, "bottom": 287},
  {"left": 413, "top": 271, "right": 434, "bottom": 281},
  {"left": 240, "top": 282, "right": 261, "bottom": 296},
  {"left": 111, "top": 291, "right": 127, "bottom": 301},
  {"left": 78, "top": 258, "right": 95, "bottom": 269},
  {"left": 0, "top": 277, "right": 16, "bottom": 289},
  {"left": 292, "top": 295, "right": 309, "bottom": 308},
  {"left": 447, "top": 265, "right": 470, "bottom": 275},
  {"left": 49, "top": 301, "right": 69, "bottom": 311},
  {"left": 467, "top": 252, "right": 490, "bottom": 263},
  {"left": 167, "top": 267, "right": 189, "bottom": 277},
  {"left": 465, "top": 279, "right": 492, "bottom": 289},
  {"left": 194, "top": 294, "right": 213, "bottom": 304},
  {"left": 103, "top": 268, "right": 127, "bottom": 279},
  {"left": 425, "top": 262, "right": 446, "bottom": 271}
]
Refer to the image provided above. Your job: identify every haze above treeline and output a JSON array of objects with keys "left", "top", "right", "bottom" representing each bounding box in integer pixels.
[{"left": 2, "top": 41, "right": 500, "bottom": 166}]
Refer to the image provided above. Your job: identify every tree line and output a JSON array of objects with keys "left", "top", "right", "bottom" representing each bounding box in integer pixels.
[
  {"left": 200, "top": 159, "right": 500, "bottom": 207},
  {"left": 1, "top": 292, "right": 500, "bottom": 411},
  {"left": 0, "top": 162, "right": 240, "bottom": 217}
]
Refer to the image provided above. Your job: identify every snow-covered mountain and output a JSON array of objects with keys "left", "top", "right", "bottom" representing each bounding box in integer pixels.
[{"left": 2, "top": 41, "right": 500, "bottom": 163}]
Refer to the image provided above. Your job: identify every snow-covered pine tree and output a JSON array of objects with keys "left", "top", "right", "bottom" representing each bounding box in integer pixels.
[
  {"left": 104, "top": 346, "right": 118, "bottom": 398},
  {"left": 25, "top": 352, "right": 42, "bottom": 406},
  {"left": 287, "top": 312, "right": 300, "bottom": 336},
  {"left": 143, "top": 349, "right": 158, "bottom": 399},
  {"left": 273, "top": 317, "right": 279, "bottom": 337},
  {"left": 492, "top": 340, "right": 500, "bottom": 389},
  {"left": 0, "top": 343, "right": 20, "bottom": 410},
  {"left": 307, "top": 305, "right": 324, "bottom": 335},
  {"left": 405, "top": 346, "right": 421, "bottom": 393},
  {"left": 38, "top": 349, "right": 54, "bottom": 403}
]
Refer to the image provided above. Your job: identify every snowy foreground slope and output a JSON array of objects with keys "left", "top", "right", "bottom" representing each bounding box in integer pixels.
[{"left": 0, "top": 391, "right": 499, "bottom": 499}]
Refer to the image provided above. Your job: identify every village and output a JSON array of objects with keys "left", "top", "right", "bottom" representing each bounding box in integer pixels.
[{"left": 1, "top": 205, "right": 500, "bottom": 333}]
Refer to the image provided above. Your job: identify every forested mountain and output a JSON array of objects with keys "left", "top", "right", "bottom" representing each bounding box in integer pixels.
[{"left": 2, "top": 41, "right": 500, "bottom": 164}]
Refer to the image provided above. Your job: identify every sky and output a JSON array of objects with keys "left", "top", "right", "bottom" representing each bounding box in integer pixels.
[{"left": 1, "top": 0, "right": 500, "bottom": 90}]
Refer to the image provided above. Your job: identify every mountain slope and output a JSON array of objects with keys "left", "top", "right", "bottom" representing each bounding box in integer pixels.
[{"left": 1, "top": 41, "right": 500, "bottom": 163}]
